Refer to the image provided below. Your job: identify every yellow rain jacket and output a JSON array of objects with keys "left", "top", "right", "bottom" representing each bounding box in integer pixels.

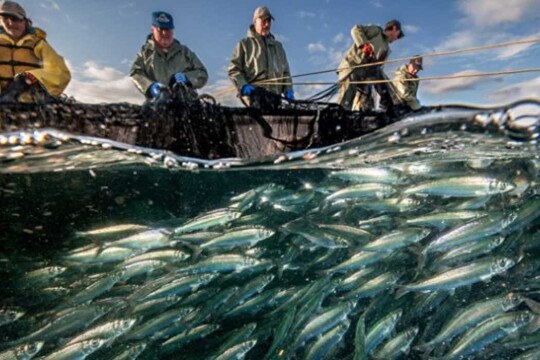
[
  {"left": 391, "top": 64, "right": 421, "bottom": 111},
  {"left": 0, "top": 26, "right": 71, "bottom": 98},
  {"left": 228, "top": 26, "right": 292, "bottom": 96}
]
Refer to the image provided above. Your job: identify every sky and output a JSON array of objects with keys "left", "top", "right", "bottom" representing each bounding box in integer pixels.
[{"left": 19, "top": 0, "right": 540, "bottom": 106}]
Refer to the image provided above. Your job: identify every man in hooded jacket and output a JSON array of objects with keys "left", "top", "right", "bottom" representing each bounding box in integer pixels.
[
  {"left": 337, "top": 20, "right": 404, "bottom": 111},
  {"left": 0, "top": 0, "right": 71, "bottom": 102},
  {"left": 130, "top": 11, "right": 208, "bottom": 100},
  {"left": 391, "top": 55, "right": 423, "bottom": 113},
  {"left": 228, "top": 6, "right": 294, "bottom": 107}
]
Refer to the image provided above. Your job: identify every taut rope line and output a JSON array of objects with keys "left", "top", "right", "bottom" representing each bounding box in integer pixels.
[
  {"left": 257, "top": 68, "right": 540, "bottom": 86},
  {"left": 211, "top": 37, "right": 540, "bottom": 98}
]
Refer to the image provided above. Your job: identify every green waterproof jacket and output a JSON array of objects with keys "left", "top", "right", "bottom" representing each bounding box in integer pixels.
[
  {"left": 391, "top": 64, "right": 421, "bottom": 110},
  {"left": 130, "top": 36, "right": 208, "bottom": 97},
  {"left": 338, "top": 24, "right": 391, "bottom": 81},
  {"left": 228, "top": 26, "right": 292, "bottom": 96}
]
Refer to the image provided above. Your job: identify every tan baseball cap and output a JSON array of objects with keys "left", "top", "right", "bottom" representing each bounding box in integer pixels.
[
  {"left": 253, "top": 6, "right": 274, "bottom": 22},
  {"left": 0, "top": 1, "right": 26, "bottom": 20}
]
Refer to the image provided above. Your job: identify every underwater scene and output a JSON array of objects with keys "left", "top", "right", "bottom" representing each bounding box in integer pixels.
[{"left": 1, "top": 101, "right": 540, "bottom": 359}]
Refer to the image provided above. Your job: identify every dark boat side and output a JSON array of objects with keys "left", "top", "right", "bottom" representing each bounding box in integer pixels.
[{"left": 0, "top": 96, "right": 396, "bottom": 160}]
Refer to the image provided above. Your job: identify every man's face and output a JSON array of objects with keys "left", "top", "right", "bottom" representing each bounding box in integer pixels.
[
  {"left": 407, "top": 63, "right": 420, "bottom": 76},
  {"left": 0, "top": 15, "right": 26, "bottom": 41},
  {"left": 386, "top": 26, "right": 401, "bottom": 43},
  {"left": 253, "top": 17, "right": 271, "bottom": 37},
  {"left": 152, "top": 26, "right": 174, "bottom": 49}
]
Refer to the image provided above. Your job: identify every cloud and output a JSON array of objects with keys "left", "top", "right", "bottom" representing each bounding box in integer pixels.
[
  {"left": 458, "top": 0, "right": 540, "bottom": 28},
  {"left": 307, "top": 42, "right": 327, "bottom": 53},
  {"left": 370, "top": 0, "right": 384, "bottom": 8},
  {"left": 333, "top": 33, "right": 346, "bottom": 44},
  {"left": 274, "top": 33, "right": 290, "bottom": 43},
  {"left": 40, "top": 0, "right": 61, "bottom": 11},
  {"left": 64, "top": 61, "right": 143, "bottom": 104},
  {"left": 422, "top": 70, "right": 502, "bottom": 94},
  {"left": 298, "top": 11, "right": 316, "bottom": 19},
  {"left": 403, "top": 24, "right": 419, "bottom": 35},
  {"left": 492, "top": 76, "right": 540, "bottom": 103},
  {"left": 203, "top": 78, "right": 242, "bottom": 107}
]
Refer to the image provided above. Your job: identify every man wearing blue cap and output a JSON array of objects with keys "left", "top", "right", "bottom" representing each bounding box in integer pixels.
[{"left": 130, "top": 11, "right": 208, "bottom": 100}]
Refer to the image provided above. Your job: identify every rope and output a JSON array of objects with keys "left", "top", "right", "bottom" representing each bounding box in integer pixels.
[
  {"left": 256, "top": 68, "right": 540, "bottom": 86},
  {"left": 211, "top": 37, "right": 540, "bottom": 98}
]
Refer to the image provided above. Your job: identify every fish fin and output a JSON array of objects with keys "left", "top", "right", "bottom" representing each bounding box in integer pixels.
[
  {"left": 394, "top": 285, "right": 409, "bottom": 299},
  {"left": 524, "top": 297, "right": 540, "bottom": 315},
  {"left": 526, "top": 315, "right": 540, "bottom": 333},
  {"left": 414, "top": 342, "right": 435, "bottom": 356}
]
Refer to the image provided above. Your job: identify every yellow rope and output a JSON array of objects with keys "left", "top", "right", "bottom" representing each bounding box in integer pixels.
[{"left": 211, "top": 37, "right": 540, "bottom": 97}]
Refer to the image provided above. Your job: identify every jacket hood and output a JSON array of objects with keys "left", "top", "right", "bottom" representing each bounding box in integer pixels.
[
  {"left": 247, "top": 25, "right": 275, "bottom": 41},
  {"left": 0, "top": 26, "right": 46, "bottom": 39}
]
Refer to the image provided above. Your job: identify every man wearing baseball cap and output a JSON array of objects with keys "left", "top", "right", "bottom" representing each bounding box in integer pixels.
[
  {"left": 0, "top": 0, "right": 71, "bottom": 102},
  {"left": 228, "top": 6, "right": 294, "bottom": 107},
  {"left": 337, "top": 19, "right": 404, "bottom": 111},
  {"left": 130, "top": 11, "right": 208, "bottom": 100},
  {"left": 391, "top": 55, "right": 424, "bottom": 112}
]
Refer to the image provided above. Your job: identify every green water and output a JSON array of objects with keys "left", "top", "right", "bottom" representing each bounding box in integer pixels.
[{"left": 1, "top": 102, "right": 540, "bottom": 359}]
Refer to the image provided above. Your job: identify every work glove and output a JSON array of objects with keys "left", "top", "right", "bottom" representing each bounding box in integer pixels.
[
  {"left": 241, "top": 84, "right": 256, "bottom": 96},
  {"left": 149, "top": 82, "right": 165, "bottom": 98},
  {"left": 0, "top": 74, "right": 32, "bottom": 103},
  {"left": 23, "top": 72, "right": 38, "bottom": 85},
  {"left": 285, "top": 89, "right": 295, "bottom": 101},
  {"left": 361, "top": 43, "right": 374, "bottom": 57},
  {"left": 172, "top": 72, "right": 188, "bottom": 84}
]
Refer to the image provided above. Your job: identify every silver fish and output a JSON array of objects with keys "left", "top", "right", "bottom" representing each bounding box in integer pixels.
[
  {"left": 326, "top": 183, "right": 396, "bottom": 202},
  {"left": 404, "top": 257, "right": 515, "bottom": 292},
  {"left": 403, "top": 176, "right": 514, "bottom": 197},
  {"left": 0, "top": 341, "right": 43, "bottom": 360},
  {"left": 43, "top": 338, "right": 106, "bottom": 360},
  {"left": 213, "top": 339, "right": 257, "bottom": 360},
  {"left": 0, "top": 307, "right": 25, "bottom": 327},
  {"left": 445, "top": 311, "right": 533, "bottom": 359},
  {"left": 173, "top": 209, "right": 242, "bottom": 234}
]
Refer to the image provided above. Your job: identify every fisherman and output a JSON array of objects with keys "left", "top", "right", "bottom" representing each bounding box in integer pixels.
[
  {"left": 337, "top": 20, "right": 404, "bottom": 111},
  {"left": 391, "top": 55, "right": 423, "bottom": 113},
  {"left": 228, "top": 6, "right": 294, "bottom": 108},
  {"left": 0, "top": 0, "right": 71, "bottom": 102},
  {"left": 130, "top": 11, "right": 208, "bottom": 101}
]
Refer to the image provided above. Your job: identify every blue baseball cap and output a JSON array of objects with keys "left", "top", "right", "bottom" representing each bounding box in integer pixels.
[{"left": 152, "top": 11, "right": 174, "bottom": 29}]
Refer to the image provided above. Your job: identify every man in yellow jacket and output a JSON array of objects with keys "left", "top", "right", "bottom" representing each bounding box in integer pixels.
[
  {"left": 228, "top": 6, "right": 294, "bottom": 107},
  {"left": 337, "top": 20, "right": 404, "bottom": 111},
  {"left": 0, "top": 1, "right": 71, "bottom": 102}
]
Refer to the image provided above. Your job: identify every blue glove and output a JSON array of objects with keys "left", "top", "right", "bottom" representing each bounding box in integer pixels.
[
  {"left": 285, "top": 89, "right": 295, "bottom": 101},
  {"left": 241, "top": 84, "right": 256, "bottom": 96},
  {"left": 149, "top": 82, "right": 165, "bottom": 98},
  {"left": 172, "top": 72, "right": 187, "bottom": 84}
]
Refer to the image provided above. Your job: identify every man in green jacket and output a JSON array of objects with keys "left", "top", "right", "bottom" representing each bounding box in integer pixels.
[
  {"left": 337, "top": 20, "right": 404, "bottom": 111},
  {"left": 228, "top": 6, "right": 294, "bottom": 107},
  {"left": 391, "top": 55, "right": 423, "bottom": 112},
  {"left": 130, "top": 11, "right": 208, "bottom": 100}
]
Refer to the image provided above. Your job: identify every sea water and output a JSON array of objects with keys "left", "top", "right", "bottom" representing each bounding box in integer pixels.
[{"left": 1, "top": 101, "right": 540, "bottom": 359}]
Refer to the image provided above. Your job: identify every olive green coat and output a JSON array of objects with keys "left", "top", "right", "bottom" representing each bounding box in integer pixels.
[
  {"left": 130, "top": 37, "right": 208, "bottom": 97},
  {"left": 337, "top": 24, "right": 392, "bottom": 110},
  {"left": 337, "top": 24, "right": 391, "bottom": 81},
  {"left": 228, "top": 26, "right": 292, "bottom": 96},
  {"left": 391, "top": 64, "right": 421, "bottom": 110}
]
